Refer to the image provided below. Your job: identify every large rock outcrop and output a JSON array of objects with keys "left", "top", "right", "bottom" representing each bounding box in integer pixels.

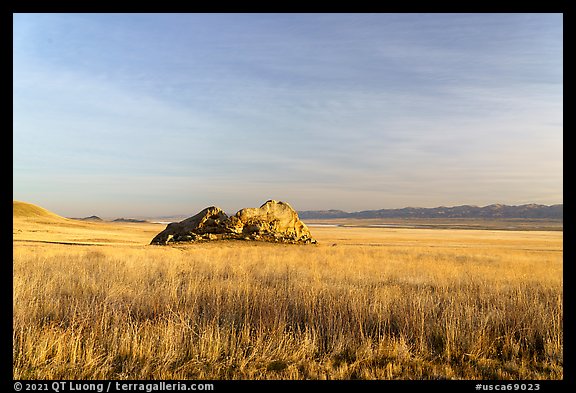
[{"left": 150, "top": 200, "right": 316, "bottom": 245}]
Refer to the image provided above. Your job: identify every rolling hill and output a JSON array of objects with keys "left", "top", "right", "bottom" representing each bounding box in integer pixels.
[
  {"left": 71, "top": 215, "right": 104, "bottom": 222},
  {"left": 13, "top": 200, "right": 70, "bottom": 222}
]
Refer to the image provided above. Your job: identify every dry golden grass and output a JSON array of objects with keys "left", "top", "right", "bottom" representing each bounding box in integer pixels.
[{"left": 13, "top": 207, "right": 563, "bottom": 380}]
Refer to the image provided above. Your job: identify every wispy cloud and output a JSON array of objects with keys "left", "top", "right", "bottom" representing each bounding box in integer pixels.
[{"left": 13, "top": 13, "right": 562, "bottom": 216}]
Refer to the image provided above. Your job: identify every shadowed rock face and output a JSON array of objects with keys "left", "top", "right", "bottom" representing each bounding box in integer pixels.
[
  {"left": 150, "top": 200, "right": 316, "bottom": 245},
  {"left": 150, "top": 206, "right": 230, "bottom": 244}
]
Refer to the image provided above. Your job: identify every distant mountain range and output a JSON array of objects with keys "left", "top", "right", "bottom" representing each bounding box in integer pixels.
[
  {"left": 298, "top": 204, "right": 563, "bottom": 220},
  {"left": 67, "top": 204, "right": 561, "bottom": 224}
]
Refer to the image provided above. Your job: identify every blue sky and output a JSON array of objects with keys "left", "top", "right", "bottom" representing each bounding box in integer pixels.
[{"left": 13, "top": 13, "right": 562, "bottom": 217}]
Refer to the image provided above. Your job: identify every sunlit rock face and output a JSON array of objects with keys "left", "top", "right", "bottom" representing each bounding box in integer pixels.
[{"left": 150, "top": 200, "right": 316, "bottom": 245}]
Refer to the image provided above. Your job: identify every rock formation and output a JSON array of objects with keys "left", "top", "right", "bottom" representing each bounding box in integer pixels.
[{"left": 150, "top": 200, "right": 316, "bottom": 245}]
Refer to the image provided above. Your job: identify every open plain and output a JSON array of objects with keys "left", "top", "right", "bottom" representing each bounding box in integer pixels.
[{"left": 13, "top": 202, "right": 563, "bottom": 380}]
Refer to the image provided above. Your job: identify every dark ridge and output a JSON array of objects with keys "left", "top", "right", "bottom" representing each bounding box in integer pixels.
[
  {"left": 70, "top": 215, "right": 103, "bottom": 222},
  {"left": 112, "top": 218, "right": 148, "bottom": 223},
  {"left": 299, "top": 204, "right": 563, "bottom": 220}
]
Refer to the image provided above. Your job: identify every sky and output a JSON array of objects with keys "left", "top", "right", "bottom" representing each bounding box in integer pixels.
[{"left": 13, "top": 13, "right": 563, "bottom": 217}]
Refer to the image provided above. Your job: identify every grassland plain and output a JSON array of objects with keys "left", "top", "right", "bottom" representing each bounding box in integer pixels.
[{"left": 13, "top": 204, "right": 562, "bottom": 380}]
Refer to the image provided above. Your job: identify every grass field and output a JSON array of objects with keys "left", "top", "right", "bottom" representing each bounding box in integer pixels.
[{"left": 13, "top": 202, "right": 563, "bottom": 379}]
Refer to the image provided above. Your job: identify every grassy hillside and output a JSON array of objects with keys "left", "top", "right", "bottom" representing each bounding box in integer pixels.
[{"left": 13, "top": 200, "right": 68, "bottom": 221}]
